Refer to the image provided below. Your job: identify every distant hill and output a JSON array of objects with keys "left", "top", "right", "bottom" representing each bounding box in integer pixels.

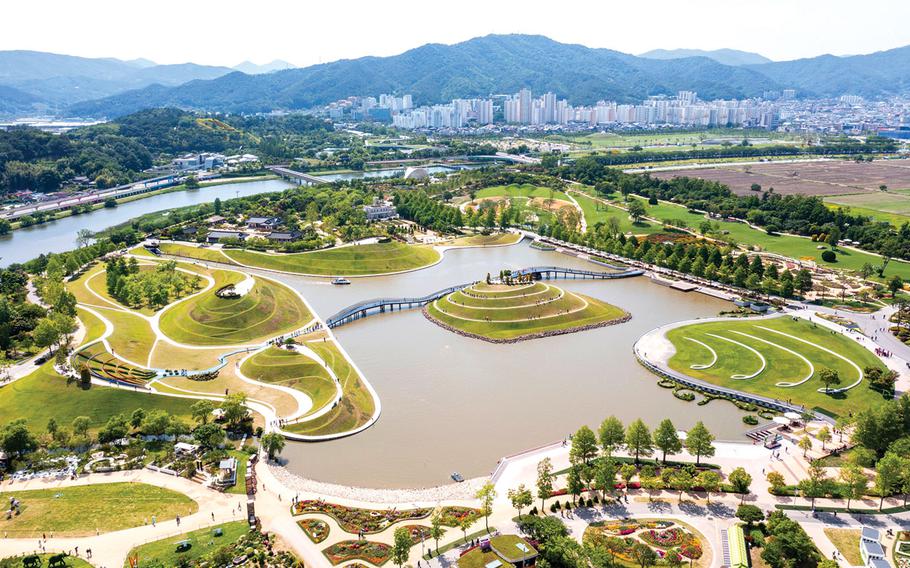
[
  {"left": 0, "top": 50, "right": 234, "bottom": 108},
  {"left": 233, "top": 60, "right": 296, "bottom": 74},
  {"left": 639, "top": 48, "right": 772, "bottom": 66},
  {"left": 68, "top": 34, "right": 780, "bottom": 117},
  {"left": 0, "top": 84, "right": 44, "bottom": 116}
]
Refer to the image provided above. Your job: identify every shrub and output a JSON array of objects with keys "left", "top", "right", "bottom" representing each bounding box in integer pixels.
[
  {"left": 742, "top": 415, "right": 759, "bottom": 425},
  {"left": 821, "top": 250, "right": 836, "bottom": 262}
]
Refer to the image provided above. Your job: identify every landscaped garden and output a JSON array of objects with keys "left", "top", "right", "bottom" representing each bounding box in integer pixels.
[
  {"left": 240, "top": 346, "right": 337, "bottom": 416},
  {"left": 457, "top": 535, "right": 539, "bottom": 568},
  {"left": 424, "top": 280, "right": 629, "bottom": 342},
  {"left": 0, "top": 482, "right": 198, "bottom": 537},
  {"left": 323, "top": 540, "right": 391, "bottom": 566},
  {"left": 583, "top": 519, "right": 706, "bottom": 567},
  {"left": 121, "top": 521, "right": 249, "bottom": 567},
  {"left": 0, "top": 554, "right": 92, "bottom": 568},
  {"left": 452, "top": 232, "right": 523, "bottom": 247},
  {"left": 291, "top": 500, "right": 431, "bottom": 534},
  {"left": 665, "top": 315, "right": 889, "bottom": 417},
  {"left": 74, "top": 343, "right": 157, "bottom": 385},
  {"left": 298, "top": 518, "right": 330, "bottom": 543}
]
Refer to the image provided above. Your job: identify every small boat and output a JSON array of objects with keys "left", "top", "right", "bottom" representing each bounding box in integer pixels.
[
  {"left": 332, "top": 278, "right": 351, "bottom": 286},
  {"left": 451, "top": 472, "right": 464, "bottom": 482}
]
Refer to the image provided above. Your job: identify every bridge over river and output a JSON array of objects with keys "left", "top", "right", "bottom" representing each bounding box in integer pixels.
[{"left": 325, "top": 265, "right": 643, "bottom": 328}]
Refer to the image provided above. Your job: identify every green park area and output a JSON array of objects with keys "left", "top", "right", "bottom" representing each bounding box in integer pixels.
[
  {"left": 452, "top": 232, "right": 523, "bottom": 247},
  {"left": 475, "top": 183, "right": 570, "bottom": 201},
  {"left": 0, "top": 554, "right": 92, "bottom": 567},
  {"left": 573, "top": 192, "right": 663, "bottom": 236},
  {"left": 283, "top": 341, "right": 375, "bottom": 436},
  {"left": 157, "top": 243, "right": 236, "bottom": 264},
  {"left": 121, "top": 521, "right": 249, "bottom": 568},
  {"left": 240, "top": 346, "right": 337, "bottom": 416},
  {"left": 0, "top": 482, "right": 198, "bottom": 537},
  {"left": 158, "top": 271, "right": 311, "bottom": 346},
  {"left": 666, "top": 316, "right": 889, "bottom": 417},
  {"left": 424, "top": 281, "right": 628, "bottom": 342}
]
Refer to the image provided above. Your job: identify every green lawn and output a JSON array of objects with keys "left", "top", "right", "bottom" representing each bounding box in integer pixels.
[
  {"left": 94, "top": 307, "right": 157, "bottom": 365},
  {"left": 158, "top": 243, "right": 238, "bottom": 264},
  {"left": 475, "top": 183, "right": 570, "bottom": 201},
  {"left": 823, "top": 529, "right": 863, "bottom": 566},
  {"left": 283, "top": 341, "right": 375, "bottom": 436},
  {"left": 426, "top": 283, "right": 628, "bottom": 341},
  {"left": 0, "top": 482, "right": 198, "bottom": 537},
  {"left": 76, "top": 307, "right": 106, "bottom": 347},
  {"left": 240, "top": 347, "right": 336, "bottom": 416},
  {"left": 0, "top": 554, "right": 93, "bottom": 567},
  {"left": 666, "top": 316, "right": 889, "bottom": 417},
  {"left": 225, "top": 450, "right": 249, "bottom": 495},
  {"left": 573, "top": 192, "right": 663, "bottom": 235},
  {"left": 121, "top": 521, "right": 249, "bottom": 567},
  {"left": 452, "top": 233, "right": 522, "bottom": 246},
  {"left": 222, "top": 241, "right": 440, "bottom": 276},
  {"left": 159, "top": 272, "right": 310, "bottom": 346},
  {"left": 0, "top": 361, "right": 195, "bottom": 433}
]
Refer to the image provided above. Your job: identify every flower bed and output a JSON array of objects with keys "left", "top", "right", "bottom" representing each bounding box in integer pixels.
[
  {"left": 438, "top": 506, "right": 481, "bottom": 527},
  {"left": 323, "top": 540, "right": 392, "bottom": 566},
  {"left": 292, "top": 500, "right": 431, "bottom": 534},
  {"left": 405, "top": 525, "right": 434, "bottom": 545},
  {"left": 584, "top": 519, "right": 703, "bottom": 565},
  {"left": 639, "top": 528, "right": 685, "bottom": 548},
  {"left": 298, "top": 518, "right": 330, "bottom": 543}
]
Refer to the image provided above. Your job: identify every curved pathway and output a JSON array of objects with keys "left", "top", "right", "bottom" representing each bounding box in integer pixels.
[{"left": 430, "top": 291, "right": 590, "bottom": 323}]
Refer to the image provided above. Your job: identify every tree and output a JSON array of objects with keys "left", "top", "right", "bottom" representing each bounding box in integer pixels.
[
  {"left": 620, "top": 463, "right": 637, "bottom": 492},
  {"left": 766, "top": 471, "right": 786, "bottom": 494},
  {"left": 261, "top": 432, "right": 286, "bottom": 460},
  {"left": 798, "top": 435, "right": 813, "bottom": 457},
  {"left": 670, "top": 469, "right": 693, "bottom": 502},
  {"left": 628, "top": 200, "right": 647, "bottom": 223},
  {"left": 816, "top": 426, "right": 831, "bottom": 450},
  {"left": 697, "top": 470, "right": 722, "bottom": 504},
  {"left": 191, "top": 400, "right": 215, "bottom": 425},
  {"left": 795, "top": 269, "right": 813, "bottom": 294},
  {"left": 631, "top": 542, "right": 657, "bottom": 568},
  {"left": 430, "top": 512, "right": 444, "bottom": 554},
  {"left": 458, "top": 515, "right": 474, "bottom": 543},
  {"left": 567, "top": 465, "right": 584, "bottom": 505},
  {"left": 598, "top": 416, "right": 625, "bottom": 458},
  {"left": 536, "top": 458, "right": 554, "bottom": 511},
  {"left": 508, "top": 484, "right": 533, "bottom": 519},
  {"left": 193, "top": 423, "right": 226, "bottom": 450},
  {"left": 889, "top": 275, "right": 904, "bottom": 298},
  {"left": 624, "top": 419, "right": 653, "bottom": 463},
  {"left": 654, "top": 419, "right": 682, "bottom": 463},
  {"left": 818, "top": 368, "right": 841, "bottom": 394},
  {"left": 798, "top": 462, "right": 830, "bottom": 510},
  {"left": 839, "top": 464, "right": 868, "bottom": 511},
  {"left": 0, "top": 419, "right": 37, "bottom": 456},
  {"left": 594, "top": 458, "right": 618, "bottom": 502},
  {"left": 475, "top": 481, "right": 496, "bottom": 534},
  {"left": 570, "top": 425, "right": 598, "bottom": 465},
  {"left": 685, "top": 422, "right": 715, "bottom": 465},
  {"left": 220, "top": 393, "right": 248, "bottom": 427},
  {"left": 874, "top": 451, "right": 903, "bottom": 510},
  {"left": 71, "top": 416, "right": 91, "bottom": 438},
  {"left": 184, "top": 175, "right": 200, "bottom": 190},
  {"left": 735, "top": 504, "right": 764, "bottom": 527},
  {"left": 728, "top": 467, "right": 753, "bottom": 504},
  {"left": 392, "top": 526, "right": 411, "bottom": 568},
  {"left": 129, "top": 408, "right": 146, "bottom": 429}
]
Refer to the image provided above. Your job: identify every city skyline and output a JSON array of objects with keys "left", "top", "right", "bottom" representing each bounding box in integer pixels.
[{"left": 3, "top": 0, "right": 910, "bottom": 68}]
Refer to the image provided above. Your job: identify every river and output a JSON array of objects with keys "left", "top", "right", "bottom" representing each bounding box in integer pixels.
[
  {"left": 0, "top": 179, "right": 292, "bottom": 267},
  {"left": 266, "top": 241, "right": 750, "bottom": 489}
]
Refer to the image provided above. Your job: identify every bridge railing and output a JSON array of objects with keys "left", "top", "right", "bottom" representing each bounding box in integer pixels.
[{"left": 325, "top": 282, "right": 473, "bottom": 327}]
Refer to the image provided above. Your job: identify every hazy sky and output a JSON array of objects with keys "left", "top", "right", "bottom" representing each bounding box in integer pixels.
[{"left": 5, "top": 0, "right": 910, "bottom": 67}]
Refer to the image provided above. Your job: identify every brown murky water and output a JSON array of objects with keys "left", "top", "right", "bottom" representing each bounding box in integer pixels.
[{"left": 269, "top": 242, "right": 748, "bottom": 488}]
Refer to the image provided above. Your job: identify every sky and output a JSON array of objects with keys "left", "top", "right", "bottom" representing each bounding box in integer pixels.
[{"left": 4, "top": 0, "right": 910, "bottom": 68}]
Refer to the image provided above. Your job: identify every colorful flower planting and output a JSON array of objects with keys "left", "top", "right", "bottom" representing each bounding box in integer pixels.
[
  {"left": 584, "top": 519, "right": 705, "bottom": 567},
  {"left": 298, "top": 518, "right": 330, "bottom": 543},
  {"left": 323, "top": 540, "right": 392, "bottom": 566},
  {"left": 438, "top": 506, "right": 482, "bottom": 527},
  {"left": 292, "top": 500, "right": 431, "bottom": 534},
  {"left": 405, "top": 525, "right": 434, "bottom": 545},
  {"left": 639, "top": 528, "right": 685, "bottom": 548}
]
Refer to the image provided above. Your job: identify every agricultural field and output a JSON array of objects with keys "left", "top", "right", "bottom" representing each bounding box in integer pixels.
[
  {"left": 424, "top": 281, "right": 628, "bottom": 342},
  {"left": 651, "top": 160, "right": 910, "bottom": 197},
  {"left": 666, "top": 316, "right": 889, "bottom": 417},
  {"left": 0, "top": 482, "right": 197, "bottom": 537},
  {"left": 545, "top": 129, "right": 801, "bottom": 152},
  {"left": 825, "top": 189, "right": 910, "bottom": 226}
]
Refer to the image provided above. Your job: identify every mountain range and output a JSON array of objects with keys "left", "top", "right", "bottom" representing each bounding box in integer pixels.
[
  {"left": 638, "top": 48, "right": 772, "bottom": 66},
  {"left": 233, "top": 60, "right": 296, "bottom": 75},
  {"left": 4, "top": 35, "right": 910, "bottom": 119}
]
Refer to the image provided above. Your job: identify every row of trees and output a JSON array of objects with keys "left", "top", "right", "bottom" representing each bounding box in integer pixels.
[{"left": 105, "top": 257, "right": 201, "bottom": 309}]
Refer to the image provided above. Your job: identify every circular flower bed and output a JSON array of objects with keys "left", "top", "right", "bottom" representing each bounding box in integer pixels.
[{"left": 639, "top": 528, "right": 685, "bottom": 548}]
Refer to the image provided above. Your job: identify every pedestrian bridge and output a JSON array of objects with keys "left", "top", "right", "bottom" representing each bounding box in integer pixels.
[{"left": 325, "top": 265, "right": 643, "bottom": 328}]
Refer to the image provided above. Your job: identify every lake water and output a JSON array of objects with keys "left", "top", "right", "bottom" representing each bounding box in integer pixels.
[
  {"left": 0, "top": 179, "right": 292, "bottom": 267},
  {"left": 267, "top": 241, "right": 749, "bottom": 488}
]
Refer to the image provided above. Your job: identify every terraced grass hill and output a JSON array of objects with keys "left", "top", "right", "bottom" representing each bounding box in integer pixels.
[{"left": 424, "top": 281, "right": 629, "bottom": 343}]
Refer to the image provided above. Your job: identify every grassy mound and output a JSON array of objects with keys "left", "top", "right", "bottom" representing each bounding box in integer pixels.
[
  {"left": 425, "top": 281, "right": 628, "bottom": 342},
  {"left": 666, "top": 316, "right": 889, "bottom": 417},
  {"left": 159, "top": 271, "right": 311, "bottom": 346},
  {"left": 283, "top": 341, "right": 375, "bottom": 436},
  {"left": 222, "top": 241, "right": 440, "bottom": 275},
  {"left": 240, "top": 347, "right": 337, "bottom": 416}
]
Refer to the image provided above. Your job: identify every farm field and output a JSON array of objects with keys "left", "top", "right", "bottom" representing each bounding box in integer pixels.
[
  {"left": 666, "top": 316, "right": 888, "bottom": 417},
  {"left": 825, "top": 190, "right": 910, "bottom": 226},
  {"left": 651, "top": 160, "right": 910, "bottom": 196}
]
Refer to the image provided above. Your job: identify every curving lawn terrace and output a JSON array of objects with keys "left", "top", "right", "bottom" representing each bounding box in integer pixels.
[
  {"left": 159, "top": 272, "right": 311, "bottom": 346},
  {"left": 666, "top": 316, "right": 889, "bottom": 417},
  {"left": 425, "top": 282, "right": 628, "bottom": 342},
  {"left": 0, "top": 482, "right": 198, "bottom": 537},
  {"left": 451, "top": 232, "right": 523, "bottom": 247},
  {"left": 283, "top": 341, "right": 375, "bottom": 436},
  {"left": 240, "top": 347, "right": 337, "bottom": 416},
  {"left": 223, "top": 241, "right": 440, "bottom": 276},
  {"left": 158, "top": 242, "right": 238, "bottom": 264}
]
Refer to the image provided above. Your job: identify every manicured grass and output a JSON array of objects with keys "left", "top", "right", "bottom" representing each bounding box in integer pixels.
[
  {"left": 0, "top": 482, "right": 198, "bottom": 537},
  {"left": 475, "top": 183, "right": 569, "bottom": 201},
  {"left": 240, "top": 347, "right": 336, "bottom": 415},
  {"left": 426, "top": 282, "right": 628, "bottom": 341},
  {"left": 823, "top": 529, "right": 863, "bottom": 566},
  {"left": 94, "top": 307, "right": 157, "bottom": 365},
  {"left": 76, "top": 307, "right": 106, "bottom": 347},
  {"left": 666, "top": 316, "right": 889, "bottom": 417},
  {"left": 159, "top": 272, "right": 310, "bottom": 346},
  {"left": 224, "top": 451, "right": 249, "bottom": 495},
  {"left": 159, "top": 243, "right": 237, "bottom": 264},
  {"left": 0, "top": 361, "right": 195, "bottom": 433},
  {"left": 121, "top": 521, "right": 248, "bottom": 567},
  {"left": 0, "top": 554, "right": 92, "bottom": 567},
  {"left": 457, "top": 547, "right": 514, "bottom": 568},
  {"left": 283, "top": 341, "right": 375, "bottom": 436},
  {"left": 573, "top": 193, "right": 663, "bottom": 236},
  {"left": 452, "top": 233, "right": 522, "bottom": 246},
  {"left": 224, "top": 241, "right": 440, "bottom": 276}
]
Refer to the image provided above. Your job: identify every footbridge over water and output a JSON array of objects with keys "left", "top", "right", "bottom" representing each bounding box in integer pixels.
[{"left": 325, "top": 265, "right": 643, "bottom": 329}]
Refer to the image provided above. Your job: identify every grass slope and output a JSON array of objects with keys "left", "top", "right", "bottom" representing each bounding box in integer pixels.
[
  {"left": 666, "top": 316, "right": 888, "bottom": 417},
  {"left": 475, "top": 183, "right": 570, "bottom": 201},
  {"left": 222, "top": 242, "right": 440, "bottom": 276},
  {"left": 159, "top": 243, "right": 237, "bottom": 264},
  {"left": 240, "top": 347, "right": 336, "bottom": 415},
  {"left": 0, "top": 482, "right": 197, "bottom": 537},
  {"left": 121, "top": 521, "right": 249, "bottom": 567},
  {"left": 94, "top": 307, "right": 157, "bottom": 365},
  {"left": 0, "top": 554, "right": 92, "bottom": 567}
]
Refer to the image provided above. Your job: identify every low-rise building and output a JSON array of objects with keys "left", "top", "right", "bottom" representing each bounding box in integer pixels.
[
  {"left": 207, "top": 230, "right": 246, "bottom": 243},
  {"left": 246, "top": 216, "right": 281, "bottom": 230},
  {"left": 363, "top": 201, "right": 397, "bottom": 222},
  {"left": 267, "top": 230, "right": 301, "bottom": 242}
]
